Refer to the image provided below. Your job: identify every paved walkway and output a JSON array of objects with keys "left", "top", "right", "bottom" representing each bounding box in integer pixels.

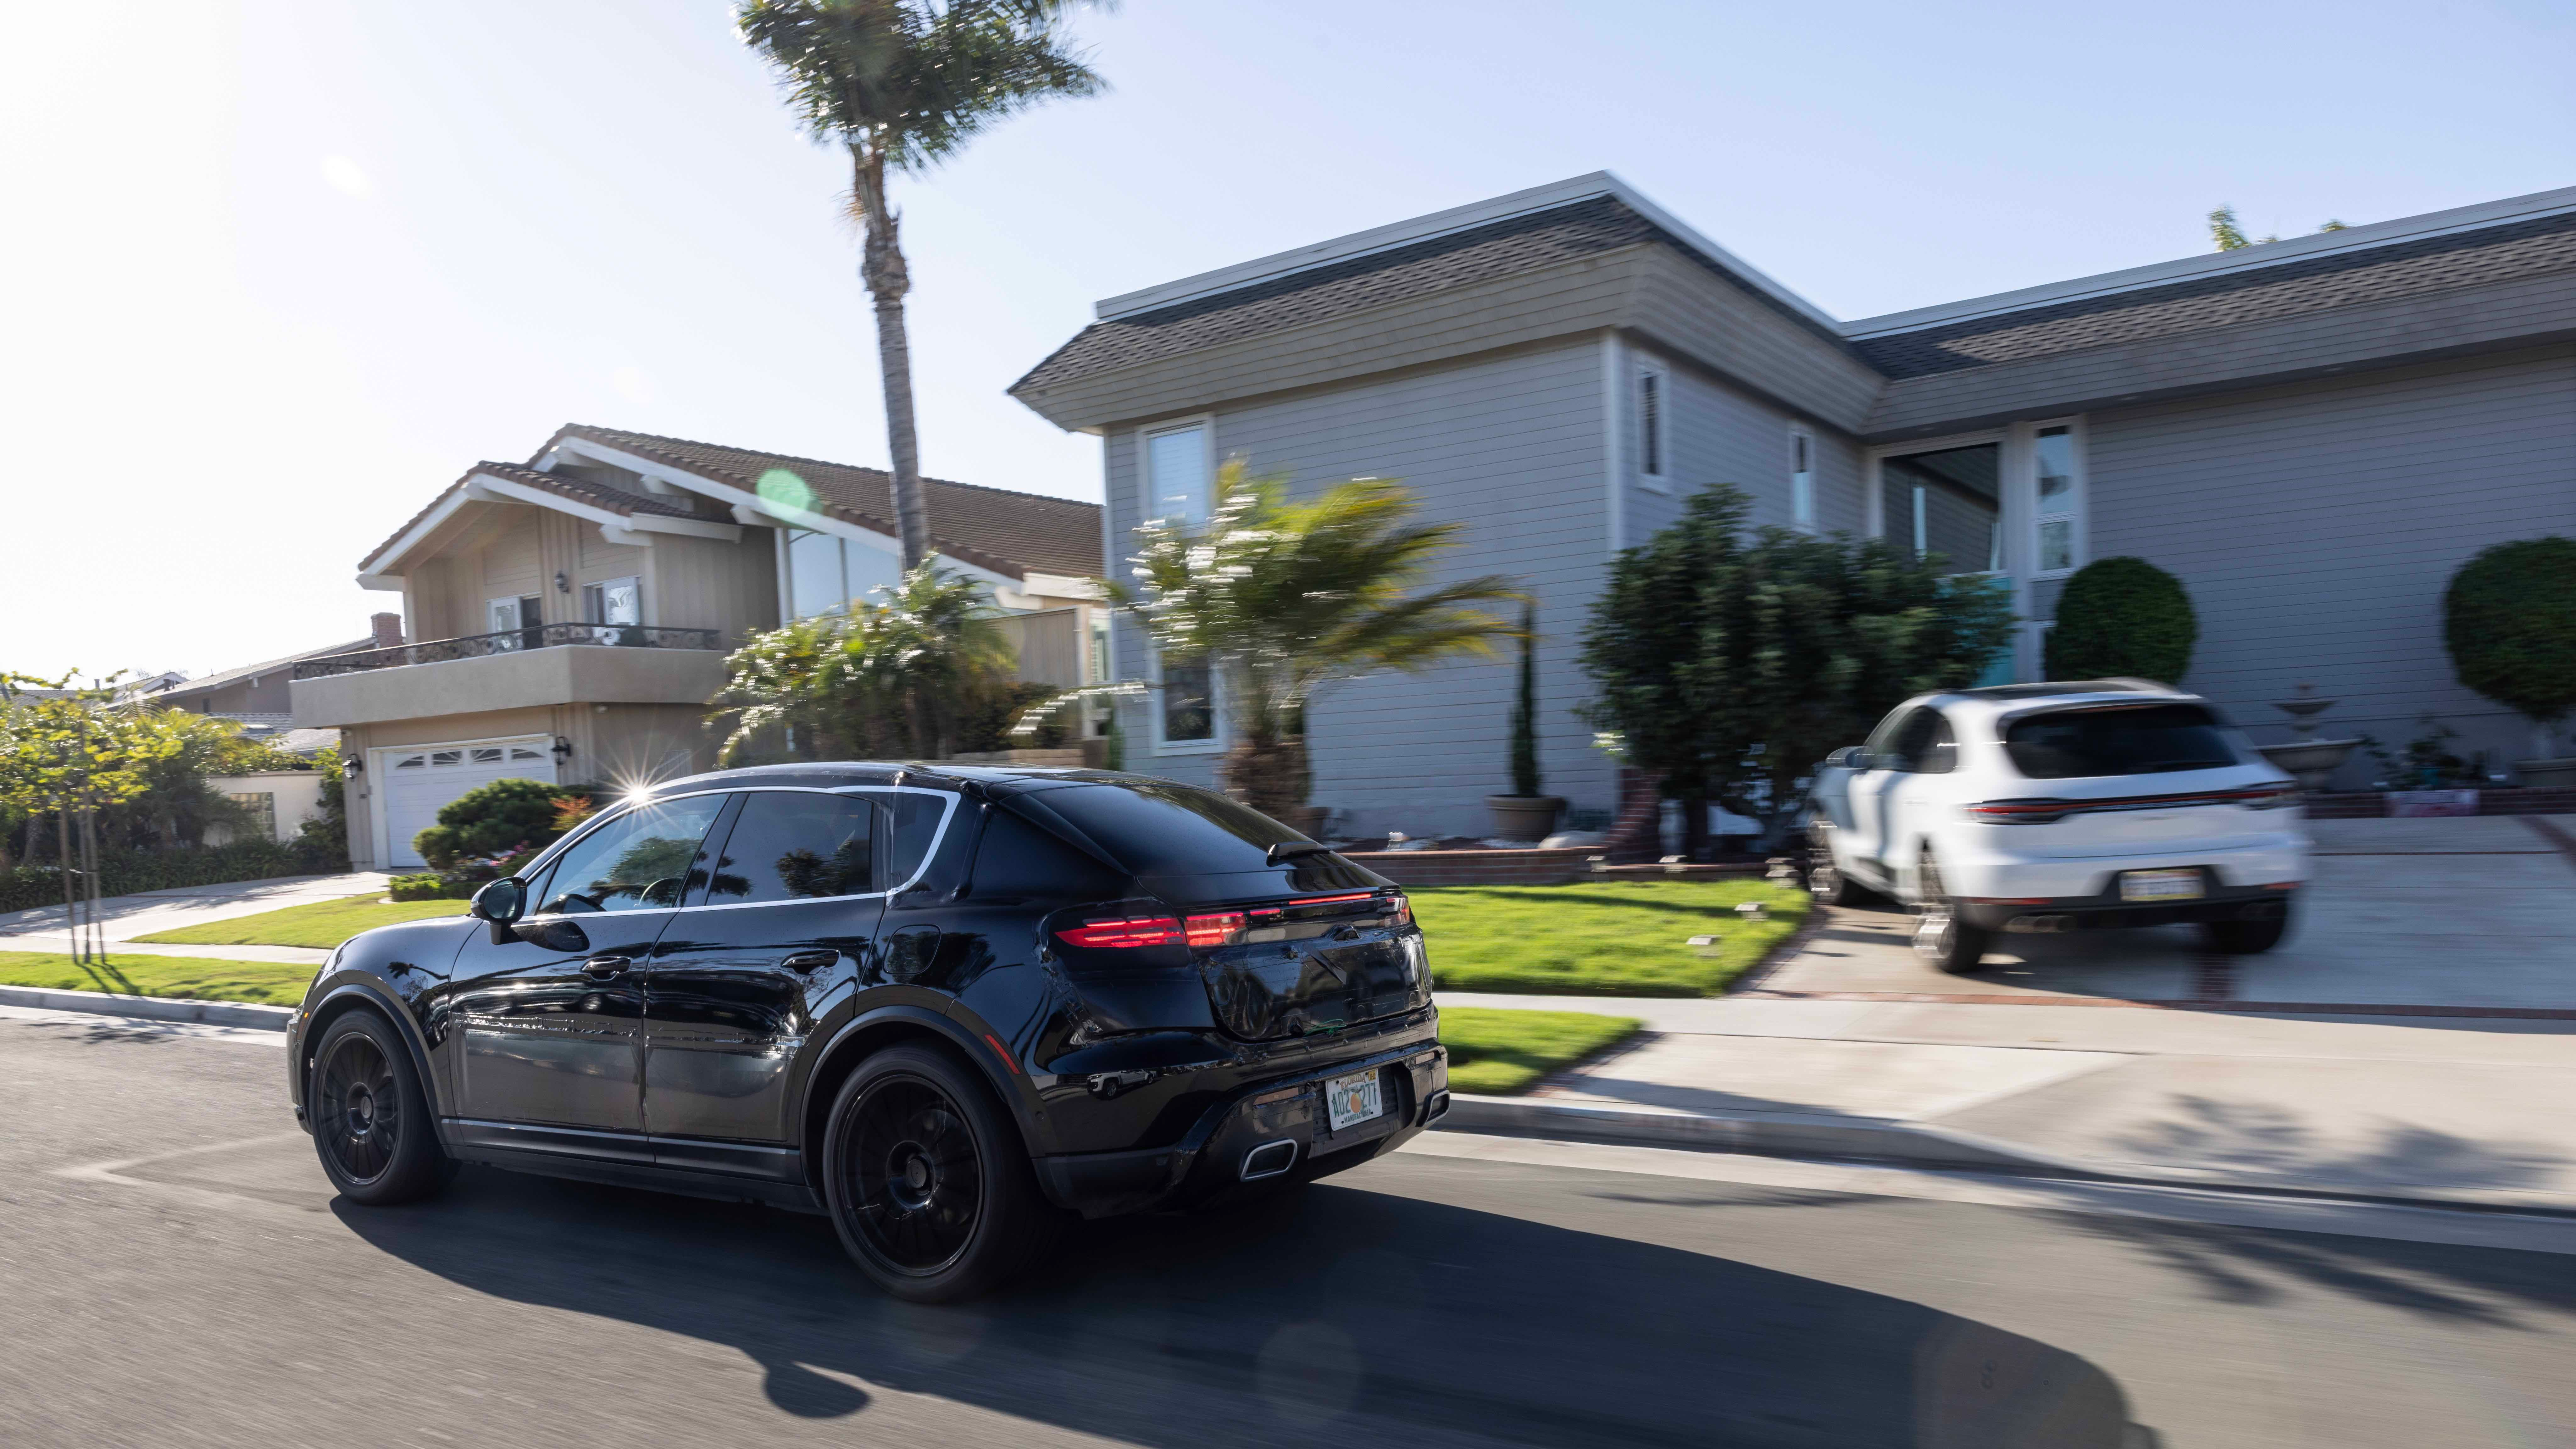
[{"left": 0, "top": 872, "right": 393, "bottom": 967}]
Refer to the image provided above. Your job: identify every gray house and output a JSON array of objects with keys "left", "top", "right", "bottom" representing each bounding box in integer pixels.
[{"left": 1013, "top": 173, "right": 2576, "bottom": 836}]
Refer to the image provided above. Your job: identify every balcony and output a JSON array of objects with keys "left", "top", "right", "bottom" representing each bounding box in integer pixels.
[{"left": 290, "top": 624, "right": 730, "bottom": 729}]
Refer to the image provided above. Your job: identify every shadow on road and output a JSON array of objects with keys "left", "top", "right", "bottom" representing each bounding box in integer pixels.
[{"left": 334, "top": 1165, "right": 2145, "bottom": 1448}]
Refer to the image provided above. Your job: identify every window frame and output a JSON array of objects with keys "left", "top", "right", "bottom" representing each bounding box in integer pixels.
[
  {"left": 1864, "top": 420, "right": 2090, "bottom": 685},
  {"left": 1137, "top": 414, "right": 1217, "bottom": 530},
  {"left": 581, "top": 575, "right": 643, "bottom": 629},
  {"left": 2026, "top": 416, "right": 2088, "bottom": 582},
  {"left": 522, "top": 785, "right": 962, "bottom": 918},
  {"left": 1147, "top": 638, "right": 1224, "bottom": 756},
  {"left": 1634, "top": 362, "right": 1670, "bottom": 492},
  {"left": 1788, "top": 425, "right": 1818, "bottom": 533}
]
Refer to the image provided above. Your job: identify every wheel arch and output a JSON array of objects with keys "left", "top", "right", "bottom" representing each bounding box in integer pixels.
[
  {"left": 299, "top": 980, "right": 438, "bottom": 1119},
  {"left": 798, "top": 1006, "right": 1029, "bottom": 1196}
]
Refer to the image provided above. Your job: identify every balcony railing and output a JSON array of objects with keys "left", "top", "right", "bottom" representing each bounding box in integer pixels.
[{"left": 293, "top": 624, "right": 723, "bottom": 680}]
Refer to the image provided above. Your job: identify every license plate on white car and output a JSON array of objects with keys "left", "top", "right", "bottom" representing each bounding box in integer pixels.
[
  {"left": 1324, "top": 1069, "right": 1385, "bottom": 1131},
  {"left": 2120, "top": 869, "right": 2204, "bottom": 902}
]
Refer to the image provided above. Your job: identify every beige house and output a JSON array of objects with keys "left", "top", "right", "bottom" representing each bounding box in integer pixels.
[{"left": 294, "top": 425, "right": 1104, "bottom": 870}]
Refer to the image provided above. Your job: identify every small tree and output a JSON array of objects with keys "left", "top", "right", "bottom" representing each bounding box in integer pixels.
[
  {"left": 1507, "top": 599, "right": 1542, "bottom": 798},
  {"left": 2044, "top": 557, "right": 2197, "bottom": 685},
  {"left": 1581, "top": 487, "right": 2016, "bottom": 857},
  {"left": 2446, "top": 536, "right": 2576, "bottom": 760}
]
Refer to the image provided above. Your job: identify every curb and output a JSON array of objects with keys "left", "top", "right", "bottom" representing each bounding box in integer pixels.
[
  {"left": 1435, "top": 1093, "right": 2576, "bottom": 1219},
  {"left": 0, "top": 985, "right": 292, "bottom": 1031}
]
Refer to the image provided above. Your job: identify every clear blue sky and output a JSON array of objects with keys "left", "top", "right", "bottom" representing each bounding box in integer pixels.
[{"left": 4, "top": 0, "right": 2570, "bottom": 679}]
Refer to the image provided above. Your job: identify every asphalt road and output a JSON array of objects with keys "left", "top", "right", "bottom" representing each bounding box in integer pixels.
[{"left": 6, "top": 1008, "right": 2574, "bottom": 1448}]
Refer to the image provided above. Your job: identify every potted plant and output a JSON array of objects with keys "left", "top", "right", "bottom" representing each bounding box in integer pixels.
[
  {"left": 2445, "top": 538, "right": 2576, "bottom": 788},
  {"left": 1488, "top": 602, "right": 1564, "bottom": 841}
]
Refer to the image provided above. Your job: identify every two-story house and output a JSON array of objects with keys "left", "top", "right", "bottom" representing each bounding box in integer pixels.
[
  {"left": 1013, "top": 174, "right": 2576, "bottom": 838},
  {"left": 295, "top": 424, "right": 1104, "bottom": 870}
]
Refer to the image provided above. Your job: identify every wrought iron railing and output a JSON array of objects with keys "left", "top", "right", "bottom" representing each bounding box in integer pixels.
[{"left": 292, "top": 624, "right": 723, "bottom": 680}]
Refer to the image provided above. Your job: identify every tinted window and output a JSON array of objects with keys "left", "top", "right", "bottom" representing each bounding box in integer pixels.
[
  {"left": 886, "top": 791, "right": 952, "bottom": 887},
  {"left": 1878, "top": 708, "right": 1952, "bottom": 772},
  {"left": 971, "top": 807, "right": 1126, "bottom": 901},
  {"left": 1021, "top": 781, "right": 1304, "bottom": 877},
  {"left": 704, "top": 791, "right": 876, "bottom": 904},
  {"left": 535, "top": 795, "right": 728, "bottom": 914},
  {"left": 2005, "top": 704, "right": 2242, "bottom": 780}
]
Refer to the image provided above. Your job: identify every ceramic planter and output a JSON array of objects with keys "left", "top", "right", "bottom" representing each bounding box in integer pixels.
[{"left": 1486, "top": 794, "right": 1565, "bottom": 841}]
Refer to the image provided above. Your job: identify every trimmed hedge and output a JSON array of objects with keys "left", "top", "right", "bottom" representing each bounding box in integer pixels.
[
  {"left": 2045, "top": 557, "right": 2197, "bottom": 685},
  {"left": 390, "top": 873, "right": 479, "bottom": 902},
  {"left": 413, "top": 778, "right": 591, "bottom": 870},
  {"left": 0, "top": 839, "right": 342, "bottom": 916},
  {"left": 2446, "top": 537, "right": 2576, "bottom": 738}
]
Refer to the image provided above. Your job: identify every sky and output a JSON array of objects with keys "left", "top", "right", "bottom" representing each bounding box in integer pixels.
[{"left": 2, "top": 0, "right": 2569, "bottom": 681}]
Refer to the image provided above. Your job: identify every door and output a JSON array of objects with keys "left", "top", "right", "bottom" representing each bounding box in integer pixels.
[
  {"left": 377, "top": 740, "right": 555, "bottom": 868},
  {"left": 641, "top": 790, "right": 891, "bottom": 1160},
  {"left": 444, "top": 792, "right": 731, "bottom": 1153},
  {"left": 1843, "top": 708, "right": 1925, "bottom": 880}
]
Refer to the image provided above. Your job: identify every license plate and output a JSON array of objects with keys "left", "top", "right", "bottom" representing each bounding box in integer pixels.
[
  {"left": 2121, "top": 869, "right": 2204, "bottom": 902},
  {"left": 1324, "top": 1069, "right": 1385, "bottom": 1131}
]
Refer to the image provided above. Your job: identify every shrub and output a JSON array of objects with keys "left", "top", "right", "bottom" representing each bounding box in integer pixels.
[
  {"left": 2044, "top": 557, "right": 2197, "bottom": 685},
  {"left": 2446, "top": 537, "right": 2576, "bottom": 757},
  {"left": 411, "top": 778, "right": 591, "bottom": 870},
  {"left": 389, "top": 873, "right": 480, "bottom": 901}
]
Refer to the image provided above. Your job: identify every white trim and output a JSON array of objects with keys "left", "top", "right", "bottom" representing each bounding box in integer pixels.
[
  {"left": 1146, "top": 638, "right": 1224, "bottom": 756},
  {"left": 1599, "top": 331, "right": 1626, "bottom": 555},
  {"left": 1093, "top": 171, "right": 1839, "bottom": 334},
  {"left": 361, "top": 487, "right": 476, "bottom": 576},
  {"left": 1868, "top": 422, "right": 2091, "bottom": 684},
  {"left": 357, "top": 572, "right": 405, "bottom": 592},
  {"left": 1864, "top": 428, "right": 2007, "bottom": 544},
  {"left": 1136, "top": 414, "right": 1217, "bottom": 530},
  {"left": 1844, "top": 183, "right": 2576, "bottom": 340},
  {"left": 520, "top": 783, "right": 960, "bottom": 916},
  {"left": 1633, "top": 358, "right": 1670, "bottom": 494},
  {"left": 465, "top": 470, "right": 741, "bottom": 542}
]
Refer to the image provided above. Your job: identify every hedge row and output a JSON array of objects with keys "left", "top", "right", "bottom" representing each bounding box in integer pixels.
[{"left": 0, "top": 839, "right": 343, "bottom": 916}]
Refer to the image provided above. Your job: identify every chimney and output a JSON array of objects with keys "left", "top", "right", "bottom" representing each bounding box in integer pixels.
[{"left": 371, "top": 613, "right": 405, "bottom": 649}]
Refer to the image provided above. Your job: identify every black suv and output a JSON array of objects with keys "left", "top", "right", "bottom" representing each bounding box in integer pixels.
[{"left": 285, "top": 764, "right": 1448, "bottom": 1300}]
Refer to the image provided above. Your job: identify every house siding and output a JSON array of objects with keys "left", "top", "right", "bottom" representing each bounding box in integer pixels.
[
  {"left": 1634, "top": 339, "right": 1870, "bottom": 538},
  {"left": 1105, "top": 340, "right": 1613, "bottom": 835},
  {"left": 2086, "top": 345, "right": 2576, "bottom": 782}
]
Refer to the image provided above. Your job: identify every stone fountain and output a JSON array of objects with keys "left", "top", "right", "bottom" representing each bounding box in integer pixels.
[{"left": 2253, "top": 684, "right": 2363, "bottom": 792}]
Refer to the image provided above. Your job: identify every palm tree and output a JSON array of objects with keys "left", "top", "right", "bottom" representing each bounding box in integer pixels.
[
  {"left": 736, "top": 0, "right": 1106, "bottom": 567},
  {"left": 1111, "top": 463, "right": 1524, "bottom": 820}
]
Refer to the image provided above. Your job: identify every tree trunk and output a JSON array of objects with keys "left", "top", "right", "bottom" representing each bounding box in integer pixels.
[
  {"left": 1679, "top": 787, "right": 1711, "bottom": 862},
  {"left": 853, "top": 144, "right": 931, "bottom": 571},
  {"left": 1220, "top": 735, "right": 1310, "bottom": 822}
]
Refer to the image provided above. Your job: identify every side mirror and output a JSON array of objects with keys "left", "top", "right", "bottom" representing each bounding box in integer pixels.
[
  {"left": 470, "top": 877, "right": 527, "bottom": 946},
  {"left": 1823, "top": 746, "right": 1867, "bottom": 770}
]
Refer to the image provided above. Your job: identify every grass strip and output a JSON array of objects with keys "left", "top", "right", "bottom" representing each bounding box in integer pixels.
[
  {"left": 1437, "top": 1006, "right": 1642, "bottom": 1095},
  {"left": 133, "top": 897, "right": 468, "bottom": 949},
  {"left": 1412, "top": 878, "right": 1808, "bottom": 997},
  {"left": 0, "top": 952, "right": 317, "bottom": 1005}
]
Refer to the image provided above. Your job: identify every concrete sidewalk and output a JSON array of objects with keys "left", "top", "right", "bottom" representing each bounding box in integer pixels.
[{"left": 0, "top": 872, "right": 391, "bottom": 968}]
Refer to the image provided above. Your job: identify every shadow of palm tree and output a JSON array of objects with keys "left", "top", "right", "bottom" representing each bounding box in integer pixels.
[{"left": 2107, "top": 1095, "right": 2567, "bottom": 1194}]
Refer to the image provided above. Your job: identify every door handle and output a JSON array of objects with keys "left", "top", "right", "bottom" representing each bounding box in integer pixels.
[
  {"left": 781, "top": 950, "right": 838, "bottom": 973},
  {"left": 580, "top": 956, "right": 631, "bottom": 980}
]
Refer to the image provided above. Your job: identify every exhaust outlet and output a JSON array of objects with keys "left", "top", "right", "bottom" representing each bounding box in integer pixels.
[
  {"left": 1424, "top": 1090, "right": 1452, "bottom": 1124},
  {"left": 1240, "top": 1140, "right": 1299, "bottom": 1181},
  {"left": 2005, "top": 914, "right": 2075, "bottom": 934}
]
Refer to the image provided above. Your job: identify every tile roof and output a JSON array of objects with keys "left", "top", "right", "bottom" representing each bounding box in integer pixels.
[
  {"left": 1852, "top": 209, "right": 2576, "bottom": 379},
  {"left": 553, "top": 424, "right": 1104, "bottom": 580},
  {"left": 1012, "top": 196, "right": 1672, "bottom": 395},
  {"left": 472, "top": 458, "right": 701, "bottom": 518}
]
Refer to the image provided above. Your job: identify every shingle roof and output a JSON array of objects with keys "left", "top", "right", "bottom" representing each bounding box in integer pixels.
[
  {"left": 1013, "top": 197, "right": 1671, "bottom": 395},
  {"left": 1853, "top": 209, "right": 2576, "bottom": 379},
  {"left": 553, "top": 424, "right": 1103, "bottom": 580},
  {"left": 147, "top": 638, "right": 376, "bottom": 702}
]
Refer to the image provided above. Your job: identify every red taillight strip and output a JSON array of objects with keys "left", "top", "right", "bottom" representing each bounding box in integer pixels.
[
  {"left": 1054, "top": 916, "right": 1182, "bottom": 948},
  {"left": 1972, "top": 786, "right": 2296, "bottom": 821},
  {"left": 1291, "top": 892, "right": 1379, "bottom": 906}
]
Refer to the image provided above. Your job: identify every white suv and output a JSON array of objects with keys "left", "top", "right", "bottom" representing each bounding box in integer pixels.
[{"left": 1806, "top": 680, "right": 2307, "bottom": 974}]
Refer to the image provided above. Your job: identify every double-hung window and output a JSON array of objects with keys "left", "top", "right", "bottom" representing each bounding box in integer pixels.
[
  {"left": 1143, "top": 420, "right": 1212, "bottom": 529},
  {"left": 582, "top": 576, "right": 641, "bottom": 641},
  {"left": 1789, "top": 427, "right": 1817, "bottom": 532},
  {"left": 2033, "top": 425, "right": 2080, "bottom": 574},
  {"left": 1155, "top": 647, "right": 1217, "bottom": 752},
  {"left": 1635, "top": 366, "right": 1667, "bottom": 486}
]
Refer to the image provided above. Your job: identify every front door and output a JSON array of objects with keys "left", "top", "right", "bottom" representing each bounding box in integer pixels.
[
  {"left": 444, "top": 792, "right": 731, "bottom": 1154},
  {"left": 642, "top": 790, "right": 889, "bottom": 1164}
]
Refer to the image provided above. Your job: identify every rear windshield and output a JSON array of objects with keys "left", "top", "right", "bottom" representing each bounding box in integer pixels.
[
  {"left": 2003, "top": 703, "right": 2242, "bottom": 779},
  {"left": 1017, "top": 781, "right": 1307, "bottom": 877}
]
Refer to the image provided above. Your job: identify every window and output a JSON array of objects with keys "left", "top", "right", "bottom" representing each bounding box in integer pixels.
[
  {"left": 886, "top": 791, "right": 952, "bottom": 888},
  {"left": 1157, "top": 649, "right": 1215, "bottom": 748},
  {"left": 1880, "top": 708, "right": 1954, "bottom": 773},
  {"left": 228, "top": 792, "right": 276, "bottom": 840},
  {"left": 2033, "top": 425, "right": 2078, "bottom": 574},
  {"left": 582, "top": 576, "right": 641, "bottom": 629},
  {"left": 1144, "top": 422, "right": 1211, "bottom": 528},
  {"left": 787, "top": 528, "right": 846, "bottom": 619},
  {"left": 1879, "top": 443, "right": 2001, "bottom": 574},
  {"left": 486, "top": 594, "right": 541, "bottom": 649},
  {"left": 2004, "top": 704, "right": 2241, "bottom": 779},
  {"left": 701, "top": 791, "right": 876, "bottom": 904},
  {"left": 1011, "top": 780, "right": 1308, "bottom": 878},
  {"left": 1789, "top": 428, "right": 1817, "bottom": 531},
  {"left": 532, "top": 794, "right": 729, "bottom": 914},
  {"left": 1636, "top": 368, "right": 1666, "bottom": 481}
]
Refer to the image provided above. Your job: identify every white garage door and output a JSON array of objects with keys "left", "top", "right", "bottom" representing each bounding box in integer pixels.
[{"left": 376, "top": 738, "right": 557, "bottom": 869}]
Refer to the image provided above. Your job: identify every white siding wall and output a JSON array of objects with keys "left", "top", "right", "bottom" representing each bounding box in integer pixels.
[
  {"left": 1105, "top": 341, "right": 1612, "bottom": 836},
  {"left": 2087, "top": 347, "right": 2576, "bottom": 782}
]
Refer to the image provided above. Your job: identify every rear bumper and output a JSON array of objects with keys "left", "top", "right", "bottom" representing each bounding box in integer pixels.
[
  {"left": 1956, "top": 878, "right": 2297, "bottom": 932},
  {"left": 1030, "top": 1037, "right": 1450, "bottom": 1219},
  {"left": 1939, "top": 833, "right": 2306, "bottom": 902}
]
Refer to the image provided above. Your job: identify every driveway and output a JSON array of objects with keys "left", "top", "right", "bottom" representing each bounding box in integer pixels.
[{"left": 1751, "top": 814, "right": 2576, "bottom": 1014}]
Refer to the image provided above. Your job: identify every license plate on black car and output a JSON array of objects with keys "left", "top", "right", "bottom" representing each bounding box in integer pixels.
[
  {"left": 1324, "top": 1069, "right": 1384, "bottom": 1131},
  {"left": 2121, "top": 869, "right": 2204, "bottom": 902}
]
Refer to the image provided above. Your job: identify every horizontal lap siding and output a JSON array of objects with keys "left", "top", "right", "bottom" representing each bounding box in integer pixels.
[
  {"left": 1107, "top": 342, "right": 1610, "bottom": 832},
  {"left": 2087, "top": 348, "right": 2576, "bottom": 780},
  {"left": 1640, "top": 345, "right": 1869, "bottom": 538}
]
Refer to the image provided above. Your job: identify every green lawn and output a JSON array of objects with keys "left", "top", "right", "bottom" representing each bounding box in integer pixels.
[
  {"left": 1438, "top": 1006, "right": 1642, "bottom": 1095},
  {"left": 1413, "top": 877, "right": 1808, "bottom": 997},
  {"left": 0, "top": 952, "right": 317, "bottom": 1005},
  {"left": 133, "top": 896, "right": 468, "bottom": 949}
]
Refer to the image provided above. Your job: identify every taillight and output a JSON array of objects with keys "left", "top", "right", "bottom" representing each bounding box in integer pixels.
[
  {"left": 1968, "top": 800, "right": 2070, "bottom": 824},
  {"left": 1386, "top": 892, "right": 1412, "bottom": 927},
  {"left": 1054, "top": 916, "right": 1182, "bottom": 949},
  {"left": 1184, "top": 912, "right": 1246, "bottom": 948},
  {"left": 2241, "top": 785, "right": 2300, "bottom": 810}
]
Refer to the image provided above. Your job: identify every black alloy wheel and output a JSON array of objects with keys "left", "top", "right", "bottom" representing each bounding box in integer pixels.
[
  {"left": 308, "top": 1008, "right": 451, "bottom": 1204},
  {"left": 1912, "top": 850, "right": 1991, "bottom": 975},
  {"left": 822, "top": 1044, "right": 1058, "bottom": 1303}
]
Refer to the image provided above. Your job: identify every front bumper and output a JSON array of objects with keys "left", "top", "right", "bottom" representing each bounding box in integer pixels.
[{"left": 1031, "top": 1037, "right": 1450, "bottom": 1218}]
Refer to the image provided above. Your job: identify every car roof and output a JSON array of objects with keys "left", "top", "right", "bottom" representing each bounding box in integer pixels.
[
  {"left": 642, "top": 761, "right": 1155, "bottom": 798},
  {"left": 1903, "top": 679, "right": 2208, "bottom": 725}
]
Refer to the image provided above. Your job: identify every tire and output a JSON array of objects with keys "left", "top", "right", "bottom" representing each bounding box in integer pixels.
[
  {"left": 2203, "top": 905, "right": 2290, "bottom": 954},
  {"left": 821, "top": 1042, "right": 1058, "bottom": 1303},
  {"left": 1911, "top": 850, "right": 1991, "bottom": 975},
  {"left": 309, "top": 1008, "right": 451, "bottom": 1205},
  {"left": 1804, "top": 821, "right": 1870, "bottom": 907}
]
